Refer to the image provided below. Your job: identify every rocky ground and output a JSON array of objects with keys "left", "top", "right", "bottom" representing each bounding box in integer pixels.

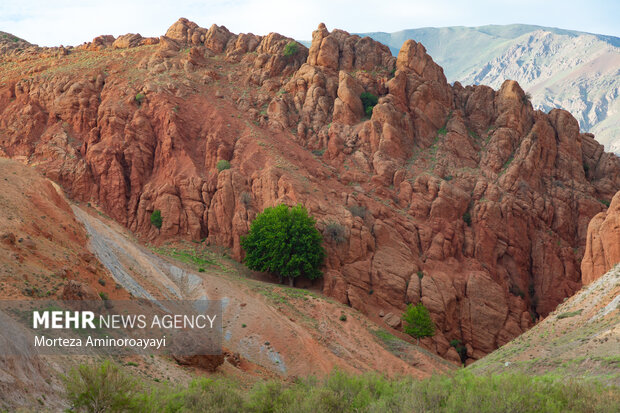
[{"left": 0, "top": 18, "right": 619, "bottom": 366}]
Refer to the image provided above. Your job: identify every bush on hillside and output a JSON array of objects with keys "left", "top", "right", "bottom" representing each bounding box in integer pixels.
[{"left": 64, "top": 360, "right": 139, "bottom": 412}]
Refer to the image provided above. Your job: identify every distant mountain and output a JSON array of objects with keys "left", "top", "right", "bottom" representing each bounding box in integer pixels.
[{"left": 363, "top": 25, "right": 620, "bottom": 154}]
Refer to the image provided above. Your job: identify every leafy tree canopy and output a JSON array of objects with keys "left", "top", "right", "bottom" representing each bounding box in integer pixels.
[{"left": 241, "top": 204, "right": 325, "bottom": 285}]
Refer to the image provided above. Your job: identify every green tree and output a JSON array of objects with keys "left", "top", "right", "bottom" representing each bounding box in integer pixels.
[
  {"left": 64, "top": 360, "right": 139, "bottom": 413},
  {"left": 402, "top": 303, "right": 435, "bottom": 345},
  {"left": 241, "top": 204, "right": 325, "bottom": 286}
]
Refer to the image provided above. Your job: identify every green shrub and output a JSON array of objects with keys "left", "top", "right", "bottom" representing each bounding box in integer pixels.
[
  {"left": 339, "top": 313, "right": 347, "bottom": 322},
  {"left": 216, "top": 159, "right": 231, "bottom": 172},
  {"left": 64, "top": 361, "right": 620, "bottom": 412},
  {"left": 449, "top": 339, "right": 467, "bottom": 363},
  {"left": 99, "top": 292, "right": 108, "bottom": 301},
  {"left": 135, "top": 92, "right": 145, "bottom": 105},
  {"left": 463, "top": 211, "right": 472, "bottom": 226},
  {"left": 599, "top": 199, "right": 610, "bottom": 207},
  {"left": 98, "top": 278, "right": 106, "bottom": 286},
  {"left": 241, "top": 204, "right": 325, "bottom": 286},
  {"left": 417, "top": 270, "right": 424, "bottom": 280},
  {"left": 402, "top": 303, "right": 435, "bottom": 345},
  {"left": 283, "top": 41, "right": 299, "bottom": 57},
  {"left": 64, "top": 360, "right": 139, "bottom": 412},
  {"left": 150, "top": 210, "right": 162, "bottom": 229},
  {"left": 360, "top": 91, "right": 378, "bottom": 117}
]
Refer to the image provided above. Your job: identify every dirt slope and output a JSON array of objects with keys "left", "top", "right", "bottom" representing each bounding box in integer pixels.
[
  {"left": 1, "top": 19, "right": 619, "bottom": 363},
  {"left": 0, "top": 158, "right": 126, "bottom": 410}
]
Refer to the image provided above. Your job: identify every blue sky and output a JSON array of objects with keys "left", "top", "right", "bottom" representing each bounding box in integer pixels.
[{"left": 2, "top": 0, "right": 619, "bottom": 47}]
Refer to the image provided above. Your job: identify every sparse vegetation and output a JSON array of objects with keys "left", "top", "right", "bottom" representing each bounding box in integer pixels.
[
  {"left": 450, "top": 339, "right": 467, "bottom": 364},
  {"left": 360, "top": 91, "right": 378, "bottom": 117},
  {"left": 135, "top": 92, "right": 145, "bottom": 105},
  {"left": 151, "top": 246, "right": 215, "bottom": 271},
  {"left": 402, "top": 303, "right": 435, "bottom": 345},
  {"left": 339, "top": 313, "right": 347, "bottom": 322},
  {"left": 216, "top": 159, "right": 231, "bottom": 172},
  {"left": 150, "top": 210, "right": 162, "bottom": 229},
  {"left": 283, "top": 41, "right": 299, "bottom": 57},
  {"left": 240, "top": 191, "right": 252, "bottom": 207},
  {"left": 63, "top": 361, "right": 620, "bottom": 412},
  {"left": 348, "top": 205, "right": 367, "bottom": 219},
  {"left": 509, "top": 284, "right": 525, "bottom": 298},
  {"left": 599, "top": 199, "right": 610, "bottom": 207},
  {"left": 324, "top": 221, "right": 347, "bottom": 245},
  {"left": 417, "top": 270, "right": 424, "bottom": 280},
  {"left": 463, "top": 211, "right": 472, "bottom": 226},
  {"left": 64, "top": 360, "right": 139, "bottom": 412},
  {"left": 241, "top": 204, "right": 325, "bottom": 286},
  {"left": 557, "top": 310, "right": 583, "bottom": 319}
]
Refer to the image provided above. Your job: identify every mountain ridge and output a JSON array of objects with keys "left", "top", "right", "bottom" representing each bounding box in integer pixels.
[{"left": 361, "top": 24, "right": 620, "bottom": 154}]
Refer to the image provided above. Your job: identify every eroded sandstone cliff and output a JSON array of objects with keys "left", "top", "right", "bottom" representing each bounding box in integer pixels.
[
  {"left": 1, "top": 19, "right": 618, "bottom": 363},
  {"left": 582, "top": 190, "right": 620, "bottom": 284}
]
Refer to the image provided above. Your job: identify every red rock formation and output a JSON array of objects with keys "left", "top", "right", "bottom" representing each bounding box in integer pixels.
[
  {"left": 1, "top": 20, "right": 619, "bottom": 363},
  {"left": 581, "top": 191, "right": 620, "bottom": 284}
]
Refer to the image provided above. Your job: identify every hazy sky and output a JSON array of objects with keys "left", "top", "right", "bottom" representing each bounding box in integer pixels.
[{"left": 2, "top": 0, "right": 619, "bottom": 47}]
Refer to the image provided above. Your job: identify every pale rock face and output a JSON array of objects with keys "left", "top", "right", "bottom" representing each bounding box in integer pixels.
[{"left": 0, "top": 19, "right": 619, "bottom": 363}]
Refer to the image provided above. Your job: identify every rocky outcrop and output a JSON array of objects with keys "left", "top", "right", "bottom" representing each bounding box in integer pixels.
[
  {"left": 582, "top": 191, "right": 620, "bottom": 284},
  {"left": 1, "top": 19, "right": 619, "bottom": 363}
]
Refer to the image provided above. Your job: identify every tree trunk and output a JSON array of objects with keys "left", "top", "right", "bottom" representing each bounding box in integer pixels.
[
  {"left": 289, "top": 277, "right": 294, "bottom": 287},
  {"left": 278, "top": 274, "right": 283, "bottom": 284},
  {"left": 417, "top": 337, "right": 420, "bottom": 346}
]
